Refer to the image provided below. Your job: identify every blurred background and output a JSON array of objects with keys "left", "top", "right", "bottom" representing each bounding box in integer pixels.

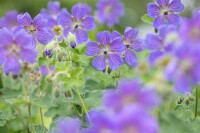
[{"left": 0, "top": 0, "right": 199, "bottom": 35}]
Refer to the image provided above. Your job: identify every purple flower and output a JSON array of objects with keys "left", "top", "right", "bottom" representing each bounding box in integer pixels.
[
  {"left": 17, "top": 12, "right": 53, "bottom": 47},
  {"left": 96, "top": 0, "right": 124, "bottom": 27},
  {"left": 40, "top": 65, "right": 55, "bottom": 76},
  {"left": 0, "top": 10, "right": 18, "bottom": 29},
  {"left": 58, "top": 3, "right": 95, "bottom": 44},
  {"left": 0, "top": 28, "right": 37, "bottom": 75},
  {"left": 116, "top": 105, "right": 159, "bottom": 133},
  {"left": 179, "top": 11, "right": 200, "bottom": 45},
  {"left": 103, "top": 79, "right": 160, "bottom": 111},
  {"left": 53, "top": 118, "right": 81, "bottom": 133},
  {"left": 147, "top": 0, "right": 184, "bottom": 28},
  {"left": 112, "top": 27, "right": 144, "bottom": 66},
  {"left": 86, "top": 31, "right": 125, "bottom": 71},
  {"left": 85, "top": 110, "right": 117, "bottom": 133},
  {"left": 145, "top": 26, "right": 178, "bottom": 65}
]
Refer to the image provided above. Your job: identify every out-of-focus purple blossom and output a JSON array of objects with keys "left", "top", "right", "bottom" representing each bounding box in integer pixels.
[
  {"left": 40, "top": 65, "right": 55, "bottom": 76},
  {"left": 53, "top": 118, "right": 82, "bottom": 133},
  {"left": 45, "top": 49, "right": 52, "bottom": 57},
  {"left": 116, "top": 105, "right": 159, "bottom": 133},
  {"left": 86, "top": 30, "right": 125, "bottom": 71},
  {"left": 147, "top": 0, "right": 184, "bottom": 28},
  {"left": 112, "top": 27, "right": 143, "bottom": 66},
  {"left": 17, "top": 12, "right": 53, "bottom": 47},
  {"left": 0, "top": 10, "right": 18, "bottom": 29},
  {"left": 145, "top": 26, "right": 179, "bottom": 65},
  {"left": 96, "top": 0, "right": 124, "bottom": 27},
  {"left": 58, "top": 3, "right": 95, "bottom": 44},
  {"left": 179, "top": 11, "right": 200, "bottom": 46},
  {"left": 0, "top": 28, "right": 37, "bottom": 75},
  {"left": 103, "top": 79, "right": 160, "bottom": 111},
  {"left": 85, "top": 110, "right": 117, "bottom": 133}
]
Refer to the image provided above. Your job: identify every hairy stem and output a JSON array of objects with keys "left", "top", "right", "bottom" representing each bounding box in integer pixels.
[{"left": 195, "top": 87, "right": 199, "bottom": 118}]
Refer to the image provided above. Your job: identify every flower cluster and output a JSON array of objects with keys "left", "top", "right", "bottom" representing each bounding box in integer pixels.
[
  {"left": 86, "top": 27, "right": 143, "bottom": 71},
  {"left": 52, "top": 80, "right": 160, "bottom": 133}
]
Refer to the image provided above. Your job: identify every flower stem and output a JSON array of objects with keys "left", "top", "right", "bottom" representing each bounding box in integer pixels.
[
  {"left": 74, "top": 86, "right": 91, "bottom": 123},
  {"left": 195, "top": 87, "right": 199, "bottom": 118}
]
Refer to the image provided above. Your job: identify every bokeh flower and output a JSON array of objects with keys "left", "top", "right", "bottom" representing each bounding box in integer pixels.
[
  {"left": 86, "top": 30, "right": 125, "bottom": 71},
  {"left": 58, "top": 3, "right": 95, "bottom": 44},
  {"left": 0, "top": 28, "right": 37, "bottom": 74},
  {"left": 0, "top": 10, "right": 18, "bottom": 29},
  {"left": 147, "top": 0, "right": 184, "bottom": 28},
  {"left": 96, "top": 0, "right": 124, "bottom": 27}
]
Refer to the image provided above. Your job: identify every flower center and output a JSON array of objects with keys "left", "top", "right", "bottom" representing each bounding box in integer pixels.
[
  {"left": 53, "top": 25, "right": 63, "bottom": 36},
  {"left": 6, "top": 43, "right": 21, "bottom": 56},
  {"left": 24, "top": 24, "right": 36, "bottom": 34}
]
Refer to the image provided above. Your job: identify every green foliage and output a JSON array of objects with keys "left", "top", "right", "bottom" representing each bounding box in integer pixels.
[{"left": 141, "top": 14, "right": 154, "bottom": 25}]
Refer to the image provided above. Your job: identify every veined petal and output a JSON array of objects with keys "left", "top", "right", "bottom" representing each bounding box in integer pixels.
[
  {"left": 168, "top": 0, "right": 184, "bottom": 12},
  {"left": 166, "top": 14, "right": 181, "bottom": 26},
  {"left": 17, "top": 12, "right": 32, "bottom": 27},
  {"left": 58, "top": 12, "right": 73, "bottom": 26},
  {"left": 110, "top": 37, "right": 125, "bottom": 52},
  {"left": 81, "top": 16, "right": 95, "bottom": 30},
  {"left": 75, "top": 28, "right": 88, "bottom": 44},
  {"left": 92, "top": 55, "right": 106, "bottom": 71},
  {"left": 147, "top": 3, "right": 161, "bottom": 18},
  {"left": 124, "top": 49, "right": 137, "bottom": 66},
  {"left": 33, "top": 14, "right": 47, "bottom": 29},
  {"left": 15, "top": 30, "right": 33, "bottom": 48},
  {"left": 86, "top": 41, "right": 102, "bottom": 56},
  {"left": 63, "top": 27, "right": 74, "bottom": 36},
  {"left": 0, "top": 28, "right": 13, "bottom": 46},
  {"left": 156, "top": 0, "right": 170, "bottom": 7},
  {"left": 19, "top": 49, "right": 37, "bottom": 63},
  {"left": 153, "top": 15, "right": 165, "bottom": 28},
  {"left": 36, "top": 30, "right": 53, "bottom": 44},
  {"left": 48, "top": 1, "right": 60, "bottom": 14},
  {"left": 111, "top": 30, "right": 121, "bottom": 39},
  {"left": 108, "top": 53, "right": 123, "bottom": 70},
  {"left": 3, "top": 56, "right": 21, "bottom": 75},
  {"left": 145, "top": 34, "right": 162, "bottom": 50},
  {"left": 72, "top": 5, "right": 87, "bottom": 21},
  {"left": 130, "top": 39, "right": 144, "bottom": 52},
  {"left": 124, "top": 27, "right": 138, "bottom": 41},
  {"left": 96, "top": 31, "right": 111, "bottom": 46}
]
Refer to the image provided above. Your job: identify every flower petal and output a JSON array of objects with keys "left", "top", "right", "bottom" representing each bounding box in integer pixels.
[
  {"left": 145, "top": 34, "right": 162, "bottom": 50},
  {"left": 153, "top": 15, "right": 165, "bottom": 28},
  {"left": 63, "top": 27, "right": 74, "bottom": 36},
  {"left": 17, "top": 12, "right": 32, "bottom": 27},
  {"left": 147, "top": 3, "right": 161, "bottom": 18},
  {"left": 156, "top": 0, "right": 170, "bottom": 7},
  {"left": 175, "top": 75, "right": 191, "bottom": 93},
  {"left": 168, "top": 0, "right": 184, "bottom": 12},
  {"left": 108, "top": 53, "right": 123, "bottom": 70},
  {"left": 0, "top": 47, "right": 7, "bottom": 65},
  {"left": 111, "top": 30, "right": 121, "bottom": 39},
  {"left": 92, "top": 55, "right": 106, "bottom": 71},
  {"left": 72, "top": 5, "right": 87, "bottom": 21},
  {"left": 130, "top": 39, "right": 144, "bottom": 52},
  {"left": 33, "top": 14, "right": 47, "bottom": 29},
  {"left": 96, "top": 31, "right": 111, "bottom": 46},
  {"left": 81, "top": 16, "right": 95, "bottom": 30},
  {"left": 148, "top": 51, "right": 164, "bottom": 65},
  {"left": 36, "top": 30, "right": 53, "bottom": 44},
  {"left": 19, "top": 49, "right": 37, "bottom": 63},
  {"left": 0, "top": 28, "right": 13, "bottom": 46},
  {"left": 110, "top": 37, "right": 125, "bottom": 52},
  {"left": 166, "top": 14, "right": 181, "bottom": 26},
  {"left": 58, "top": 12, "right": 73, "bottom": 27},
  {"left": 48, "top": 1, "right": 60, "bottom": 14},
  {"left": 124, "top": 27, "right": 138, "bottom": 41},
  {"left": 75, "top": 28, "right": 88, "bottom": 44},
  {"left": 15, "top": 30, "right": 34, "bottom": 48},
  {"left": 3, "top": 56, "right": 21, "bottom": 75},
  {"left": 124, "top": 49, "right": 137, "bottom": 66},
  {"left": 86, "top": 41, "right": 102, "bottom": 56}
]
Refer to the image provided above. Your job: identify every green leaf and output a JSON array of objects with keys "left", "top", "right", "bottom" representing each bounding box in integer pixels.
[
  {"left": 29, "top": 124, "right": 48, "bottom": 133},
  {"left": 0, "top": 119, "right": 6, "bottom": 127},
  {"left": 141, "top": 14, "right": 154, "bottom": 25}
]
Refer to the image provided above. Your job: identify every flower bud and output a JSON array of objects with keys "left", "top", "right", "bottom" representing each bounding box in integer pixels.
[
  {"left": 67, "top": 32, "right": 77, "bottom": 48},
  {"left": 53, "top": 87, "right": 61, "bottom": 98}
]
